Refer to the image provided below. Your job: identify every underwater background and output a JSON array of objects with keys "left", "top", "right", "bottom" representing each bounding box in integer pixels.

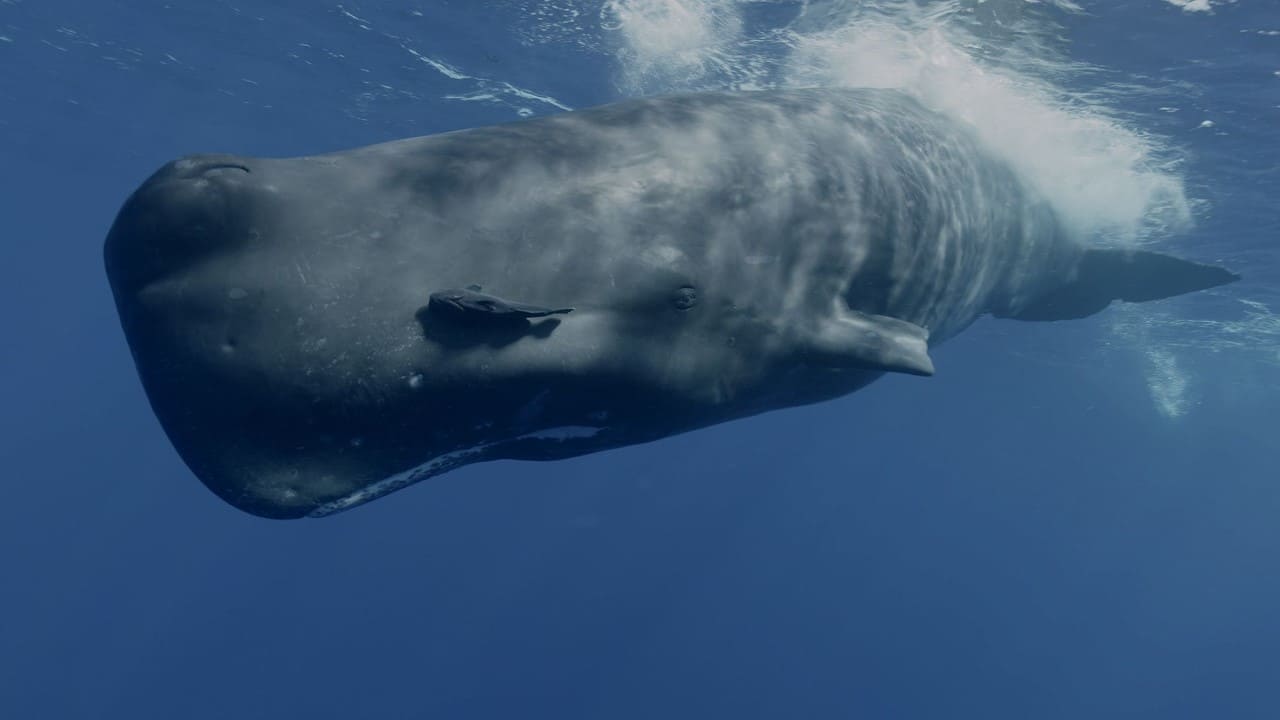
[{"left": 2, "top": 1, "right": 1278, "bottom": 717}]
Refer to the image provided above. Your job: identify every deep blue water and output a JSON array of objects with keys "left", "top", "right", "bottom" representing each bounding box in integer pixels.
[{"left": 2, "top": 1, "right": 1278, "bottom": 718}]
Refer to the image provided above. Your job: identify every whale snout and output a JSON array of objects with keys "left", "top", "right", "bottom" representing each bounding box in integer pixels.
[{"left": 103, "top": 154, "right": 258, "bottom": 298}]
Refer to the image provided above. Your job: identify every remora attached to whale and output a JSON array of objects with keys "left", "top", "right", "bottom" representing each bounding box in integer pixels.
[{"left": 103, "top": 88, "right": 1238, "bottom": 519}]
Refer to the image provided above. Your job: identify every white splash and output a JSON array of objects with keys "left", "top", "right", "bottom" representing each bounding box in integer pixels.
[
  {"left": 603, "top": 0, "right": 1192, "bottom": 246},
  {"left": 790, "top": 6, "right": 1191, "bottom": 245},
  {"left": 604, "top": 0, "right": 748, "bottom": 91},
  {"left": 1164, "top": 0, "right": 1215, "bottom": 13}
]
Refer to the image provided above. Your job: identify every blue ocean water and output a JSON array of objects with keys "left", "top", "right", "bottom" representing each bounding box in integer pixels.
[{"left": 1, "top": 0, "right": 1278, "bottom": 717}]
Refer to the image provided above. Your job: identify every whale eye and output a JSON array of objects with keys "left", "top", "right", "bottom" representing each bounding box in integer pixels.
[{"left": 672, "top": 285, "right": 698, "bottom": 311}]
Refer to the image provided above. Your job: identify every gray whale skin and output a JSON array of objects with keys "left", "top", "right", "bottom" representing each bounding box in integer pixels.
[{"left": 104, "top": 89, "right": 1237, "bottom": 519}]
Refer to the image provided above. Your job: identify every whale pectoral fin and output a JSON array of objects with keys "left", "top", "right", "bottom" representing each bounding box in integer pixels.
[
  {"left": 998, "top": 249, "right": 1240, "bottom": 321},
  {"left": 804, "top": 310, "right": 935, "bottom": 377},
  {"left": 427, "top": 287, "right": 574, "bottom": 321}
]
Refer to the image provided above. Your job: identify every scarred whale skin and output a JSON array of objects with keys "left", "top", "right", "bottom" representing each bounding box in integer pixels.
[{"left": 103, "top": 89, "right": 1237, "bottom": 518}]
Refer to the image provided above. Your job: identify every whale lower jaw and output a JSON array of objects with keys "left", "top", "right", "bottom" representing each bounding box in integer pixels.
[{"left": 307, "top": 426, "right": 606, "bottom": 518}]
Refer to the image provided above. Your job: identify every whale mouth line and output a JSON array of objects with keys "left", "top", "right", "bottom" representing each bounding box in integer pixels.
[{"left": 306, "top": 426, "right": 606, "bottom": 518}]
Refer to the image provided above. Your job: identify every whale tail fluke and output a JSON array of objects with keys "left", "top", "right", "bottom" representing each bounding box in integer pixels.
[{"left": 999, "top": 248, "right": 1240, "bottom": 322}]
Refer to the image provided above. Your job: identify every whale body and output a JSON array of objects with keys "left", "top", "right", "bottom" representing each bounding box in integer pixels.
[{"left": 104, "top": 89, "right": 1237, "bottom": 518}]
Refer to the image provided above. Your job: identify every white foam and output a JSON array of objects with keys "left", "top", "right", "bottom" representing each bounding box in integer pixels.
[
  {"left": 331, "top": 10, "right": 572, "bottom": 115},
  {"left": 604, "top": 0, "right": 747, "bottom": 92},
  {"left": 337, "top": 6, "right": 372, "bottom": 29},
  {"left": 603, "top": 0, "right": 1193, "bottom": 245},
  {"left": 1164, "top": 0, "right": 1215, "bottom": 12},
  {"left": 402, "top": 47, "right": 571, "bottom": 110},
  {"left": 781, "top": 7, "right": 1191, "bottom": 244}
]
